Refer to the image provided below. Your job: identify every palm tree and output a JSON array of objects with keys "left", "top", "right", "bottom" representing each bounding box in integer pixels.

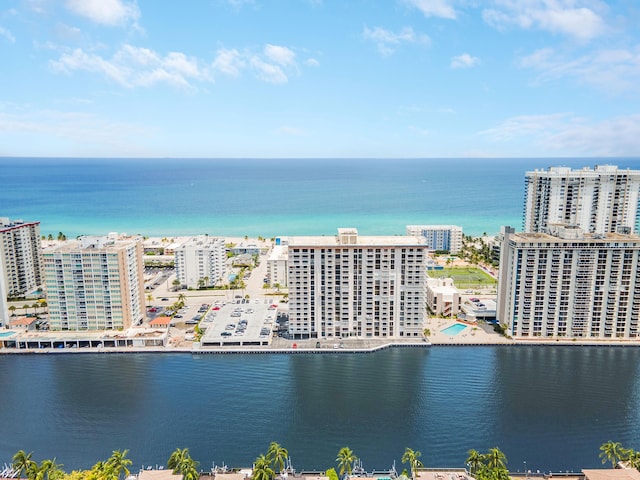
[
  {"left": 485, "top": 447, "right": 507, "bottom": 470},
  {"left": 267, "top": 442, "right": 288, "bottom": 473},
  {"left": 23, "top": 304, "right": 30, "bottom": 315},
  {"left": 252, "top": 454, "right": 274, "bottom": 480},
  {"left": 106, "top": 450, "right": 132, "bottom": 480},
  {"left": 600, "top": 440, "right": 625, "bottom": 468},
  {"left": 9, "top": 305, "right": 17, "bottom": 316},
  {"left": 146, "top": 294, "right": 154, "bottom": 305},
  {"left": 172, "top": 279, "right": 181, "bottom": 291},
  {"left": 625, "top": 449, "right": 640, "bottom": 470},
  {"left": 401, "top": 448, "right": 423, "bottom": 480},
  {"left": 167, "top": 448, "right": 199, "bottom": 480},
  {"left": 177, "top": 293, "right": 186, "bottom": 304},
  {"left": 336, "top": 447, "right": 356, "bottom": 478},
  {"left": 465, "top": 449, "right": 484, "bottom": 475},
  {"left": 12, "top": 450, "right": 36, "bottom": 479},
  {"left": 35, "top": 458, "right": 64, "bottom": 480}
]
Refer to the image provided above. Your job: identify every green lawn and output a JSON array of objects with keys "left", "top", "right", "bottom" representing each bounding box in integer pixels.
[{"left": 427, "top": 266, "right": 497, "bottom": 288}]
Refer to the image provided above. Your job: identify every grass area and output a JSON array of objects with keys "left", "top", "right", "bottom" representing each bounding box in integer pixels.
[{"left": 428, "top": 266, "right": 497, "bottom": 288}]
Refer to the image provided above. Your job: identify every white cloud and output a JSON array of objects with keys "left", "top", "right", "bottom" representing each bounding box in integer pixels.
[
  {"left": 400, "top": 0, "right": 456, "bottom": 19},
  {"left": 264, "top": 44, "right": 296, "bottom": 66},
  {"left": 305, "top": 58, "right": 320, "bottom": 67},
  {"left": 51, "top": 45, "right": 210, "bottom": 89},
  {"left": 212, "top": 48, "right": 245, "bottom": 76},
  {"left": 362, "top": 26, "right": 430, "bottom": 56},
  {"left": 519, "top": 45, "right": 640, "bottom": 93},
  {"left": 250, "top": 56, "right": 288, "bottom": 84},
  {"left": 66, "top": 0, "right": 140, "bottom": 27},
  {"left": 480, "top": 113, "right": 640, "bottom": 156},
  {"left": 482, "top": 0, "right": 608, "bottom": 41},
  {"left": 451, "top": 53, "right": 480, "bottom": 69},
  {"left": 0, "top": 26, "right": 15, "bottom": 43}
]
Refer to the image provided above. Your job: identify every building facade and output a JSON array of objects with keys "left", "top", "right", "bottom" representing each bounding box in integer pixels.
[
  {"left": 524, "top": 165, "right": 640, "bottom": 235},
  {"left": 426, "top": 277, "right": 461, "bottom": 317},
  {"left": 174, "top": 235, "right": 226, "bottom": 289},
  {"left": 406, "top": 225, "right": 463, "bottom": 254},
  {"left": 287, "top": 228, "right": 427, "bottom": 339},
  {"left": 0, "top": 218, "right": 43, "bottom": 297},
  {"left": 0, "top": 258, "right": 8, "bottom": 327},
  {"left": 266, "top": 245, "right": 288, "bottom": 288},
  {"left": 43, "top": 234, "right": 145, "bottom": 331},
  {"left": 496, "top": 225, "right": 640, "bottom": 339}
]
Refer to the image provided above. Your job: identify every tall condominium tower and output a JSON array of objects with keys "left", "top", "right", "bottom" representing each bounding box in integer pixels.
[
  {"left": 524, "top": 165, "right": 640, "bottom": 234},
  {"left": 496, "top": 225, "right": 640, "bottom": 339},
  {"left": 0, "top": 217, "right": 43, "bottom": 297},
  {"left": 174, "top": 235, "right": 226, "bottom": 289},
  {"left": 43, "top": 234, "right": 145, "bottom": 331},
  {"left": 287, "top": 228, "right": 427, "bottom": 339},
  {"left": 0, "top": 258, "right": 9, "bottom": 327}
]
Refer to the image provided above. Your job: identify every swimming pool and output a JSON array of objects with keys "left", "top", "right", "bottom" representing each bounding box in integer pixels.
[
  {"left": 0, "top": 331, "right": 16, "bottom": 338},
  {"left": 440, "top": 323, "right": 467, "bottom": 336}
]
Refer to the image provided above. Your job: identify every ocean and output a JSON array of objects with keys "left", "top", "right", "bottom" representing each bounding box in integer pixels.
[{"left": 4, "top": 157, "right": 639, "bottom": 238}]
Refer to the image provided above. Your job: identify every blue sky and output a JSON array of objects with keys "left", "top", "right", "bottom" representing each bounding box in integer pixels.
[{"left": 1, "top": 0, "right": 640, "bottom": 158}]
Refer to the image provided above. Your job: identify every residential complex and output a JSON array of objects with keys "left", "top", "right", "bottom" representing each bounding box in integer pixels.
[
  {"left": 43, "top": 234, "right": 146, "bottom": 331},
  {"left": 287, "top": 228, "right": 428, "bottom": 339},
  {"left": 496, "top": 224, "right": 640, "bottom": 339},
  {"left": 266, "top": 244, "right": 289, "bottom": 288},
  {"left": 426, "top": 277, "right": 460, "bottom": 317},
  {"left": 0, "top": 258, "right": 8, "bottom": 327},
  {"left": 0, "top": 217, "right": 43, "bottom": 297},
  {"left": 174, "top": 235, "right": 226, "bottom": 289},
  {"left": 524, "top": 165, "right": 640, "bottom": 235},
  {"left": 406, "top": 225, "right": 463, "bottom": 254}
]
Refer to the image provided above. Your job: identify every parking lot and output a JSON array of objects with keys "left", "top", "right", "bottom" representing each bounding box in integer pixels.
[{"left": 200, "top": 298, "right": 280, "bottom": 347}]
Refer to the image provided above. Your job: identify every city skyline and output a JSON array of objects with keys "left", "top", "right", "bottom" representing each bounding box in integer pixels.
[{"left": 2, "top": 0, "right": 640, "bottom": 158}]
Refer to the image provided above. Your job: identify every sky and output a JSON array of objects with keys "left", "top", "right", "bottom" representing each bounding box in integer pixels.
[{"left": 1, "top": 0, "right": 640, "bottom": 158}]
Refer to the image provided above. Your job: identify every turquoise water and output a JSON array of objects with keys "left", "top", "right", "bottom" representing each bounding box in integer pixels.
[
  {"left": 441, "top": 323, "right": 467, "bottom": 336},
  {"left": 3, "top": 157, "right": 639, "bottom": 237},
  {"left": 0, "top": 331, "right": 15, "bottom": 338}
]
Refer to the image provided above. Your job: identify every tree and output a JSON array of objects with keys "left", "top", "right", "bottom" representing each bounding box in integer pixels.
[
  {"left": 401, "top": 448, "right": 423, "bottom": 480},
  {"left": 35, "top": 458, "right": 64, "bottom": 480},
  {"left": 167, "top": 448, "right": 199, "bottom": 480},
  {"left": 485, "top": 447, "right": 506, "bottom": 470},
  {"left": 465, "top": 449, "right": 485, "bottom": 476},
  {"left": 625, "top": 449, "right": 640, "bottom": 471},
  {"left": 266, "top": 442, "right": 288, "bottom": 473},
  {"left": 9, "top": 305, "right": 17, "bottom": 316},
  {"left": 106, "top": 450, "right": 132, "bottom": 480},
  {"left": 326, "top": 469, "right": 339, "bottom": 480},
  {"left": 172, "top": 279, "right": 182, "bottom": 291},
  {"left": 47, "top": 234, "right": 54, "bottom": 241},
  {"left": 23, "top": 304, "right": 31, "bottom": 315},
  {"left": 146, "top": 294, "right": 154, "bottom": 305},
  {"left": 177, "top": 293, "right": 186, "bottom": 304},
  {"left": 57, "top": 232, "right": 67, "bottom": 241},
  {"left": 252, "top": 454, "right": 274, "bottom": 480},
  {"left": 32, "top": 303, "right": 40, "bottom": 315},
  {"left": 336, "top": 447, "right": 356, "bottom": 478},
  {"left": 600, "top": 440, "right": 625, "bottom": 468},
  {"left": 12, "top": 450, "right": 36, "bottom": 479}
]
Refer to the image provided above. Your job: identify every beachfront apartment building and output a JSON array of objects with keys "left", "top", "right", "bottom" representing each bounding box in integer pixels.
[
  {"left": 0, "top": 259, "right": 8, "bottom": 327},
  {"left": 287, "top": 228, "right": 428, "bottom": 339},
  {"left": 174, "top": 235, "right": 226, "bottom": 289},
  {"left": 496, "top": 224, "right": 640, "bottom": 339},
  {"left": 43, "top": 234, "right": 145, "bottom": 331},
  {"left": 406, "top": 225, "right": 463, "bottom": 254},
  {"left": 0, "top": 217, "right": 43, "bottom": 298},
  {"left": 524, "top": 165, "right": 640, "bottom": 235},
  {"left": 266, "top": 244, "right": 288, "bottom": 288}
]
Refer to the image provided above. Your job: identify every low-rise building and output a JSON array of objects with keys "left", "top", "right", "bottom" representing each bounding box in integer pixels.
[
  {"left": 266, "top": 245, "right": 288, "bottom": 287},
  {"left": 406, "top": 225, "right": 463, "bottom": 254},
  {"left": 426, "top": 277, "right": 460, "bottom": 317}
]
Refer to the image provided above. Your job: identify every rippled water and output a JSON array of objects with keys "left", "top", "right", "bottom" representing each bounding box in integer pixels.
[{"left": 0, "top": 347, "right": 638, "bottom": 473}]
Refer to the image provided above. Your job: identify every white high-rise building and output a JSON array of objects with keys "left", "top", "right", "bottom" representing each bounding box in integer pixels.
[
  {"left": 287, "top": 228, "right": 427, "bottom": 339},
  {"left": 266, "top": 245, "right": 288, "bottom": 288},
  {"left": 524, "top": 165, "right": 640, "bottom": 235},
  {"left": 496, "top": 225, "right": 640, "bottom": 339},
  {"left": 406, "top": 225, "right": 463, "bottom": 253},
  {"left": 0, "top": 258, "right": 9, "bottom": 327},
  {"left": 0, "top": 218, "right": 43, "bottom": 297},
  {"left": 174, "top": 235, "right": 226, "bottom": 289},
  {"left": 43, "top": 234, "right": 145, "bottom": 331}
]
